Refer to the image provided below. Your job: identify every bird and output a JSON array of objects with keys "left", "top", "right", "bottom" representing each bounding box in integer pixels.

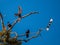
[
  {"left": 26, "top": 29, "right": 30, "bottom": 38},
  {"left": 7, "top": 22, "right": 12, "bottom": 28},
  {"left": 15, "top": 6, "right": 22, "bottom": 18},
  {"left": 46, "top": 18, "right": 53, "bottom": 31}
]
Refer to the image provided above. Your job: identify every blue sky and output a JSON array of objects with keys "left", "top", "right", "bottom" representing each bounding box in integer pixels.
[{"left": 0, "top": 0, "right": 60, "bottom": 45}]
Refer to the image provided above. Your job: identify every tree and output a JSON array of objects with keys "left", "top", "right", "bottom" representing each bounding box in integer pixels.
[{"left": 0, "top": 6, "right": 53, "bottom": 45}]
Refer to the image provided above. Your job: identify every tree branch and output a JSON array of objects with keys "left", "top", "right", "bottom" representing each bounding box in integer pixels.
[
  {"left": 8, "top": 11, "right": 39, "bottom": 32},
  {"left": 0, "top": 13, "right": 6, "bottom": 32},
  {"left": 17, "top": 28, "right": 42, "bottom": 42},
  {"left": 22, "top": 11, "right": 39, "bottom": 18}
]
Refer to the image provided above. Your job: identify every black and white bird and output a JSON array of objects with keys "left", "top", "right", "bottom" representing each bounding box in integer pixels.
[{"left": 46, "top": 18, "right": 53, "bottom": 31}]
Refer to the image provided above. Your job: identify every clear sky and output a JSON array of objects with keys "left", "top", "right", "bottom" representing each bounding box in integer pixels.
[{"left": 0, "top": 0, "right": 60, "bottom": 45}]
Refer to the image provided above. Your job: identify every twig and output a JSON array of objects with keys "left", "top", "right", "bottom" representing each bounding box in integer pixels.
[
  {"left": 8, "top": 11, "right": 39, "bottom": 32},
  {"left": 0, "top": 13, "right": 5, "bottom": 30}
]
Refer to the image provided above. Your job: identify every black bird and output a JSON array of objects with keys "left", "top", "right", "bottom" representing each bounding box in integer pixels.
[
  {"left": 15, "top": 13, "right": 21, "bottom": 18},
  {"left": 7, "top": 22, "right": 12, "bottom": 28},
  {"left": 26, "top": 29, "right": 30, "bottom": 38},
  {"left": 15, "top": 6, "right": 22, "bottom": 18}
]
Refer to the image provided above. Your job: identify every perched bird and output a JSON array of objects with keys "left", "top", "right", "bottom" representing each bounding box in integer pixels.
[
  {"left": 15, "top": 6, "right": 22, "bottom": 18},
  {"left": 7, "top": 22, "right": 12, "bottom": 28},
  {"left": 15, "top": 14, "right": 21, "bottom": 18},
  {"left": 26, "top": 29, "right": 30, "bottom": 38}
]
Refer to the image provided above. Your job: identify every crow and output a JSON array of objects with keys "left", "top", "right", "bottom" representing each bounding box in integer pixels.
[
  {"left": 26, "top": 29, "right": 30, "bottom": 38},
  {"left": 7, "top": 22, "right": 12, "bottom": 28}
]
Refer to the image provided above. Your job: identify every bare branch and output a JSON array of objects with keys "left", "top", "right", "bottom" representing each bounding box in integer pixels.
[
  {"left": 22, "top": 11, "right": 39, "bottom": 18},
  {"left": 8, "top": 18, "right": 21, "bottom": 31},
  {"left": 0, "top": 13, "right": 4, "bottom": 29},
  {"left": 18, "top": 6, "right": 22, "bottom": 14},
  {"left": 8, "top": 11, "right": 39, "bottom": 32},
  {"left": 10, "top": 32, "right": 18, "bottom": 39},
  {"left": 0, "top": 13, "right": 6, "bottom": 32},
  {"left": 18, "top": 28, "right": 42, "bottom": 42}
]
